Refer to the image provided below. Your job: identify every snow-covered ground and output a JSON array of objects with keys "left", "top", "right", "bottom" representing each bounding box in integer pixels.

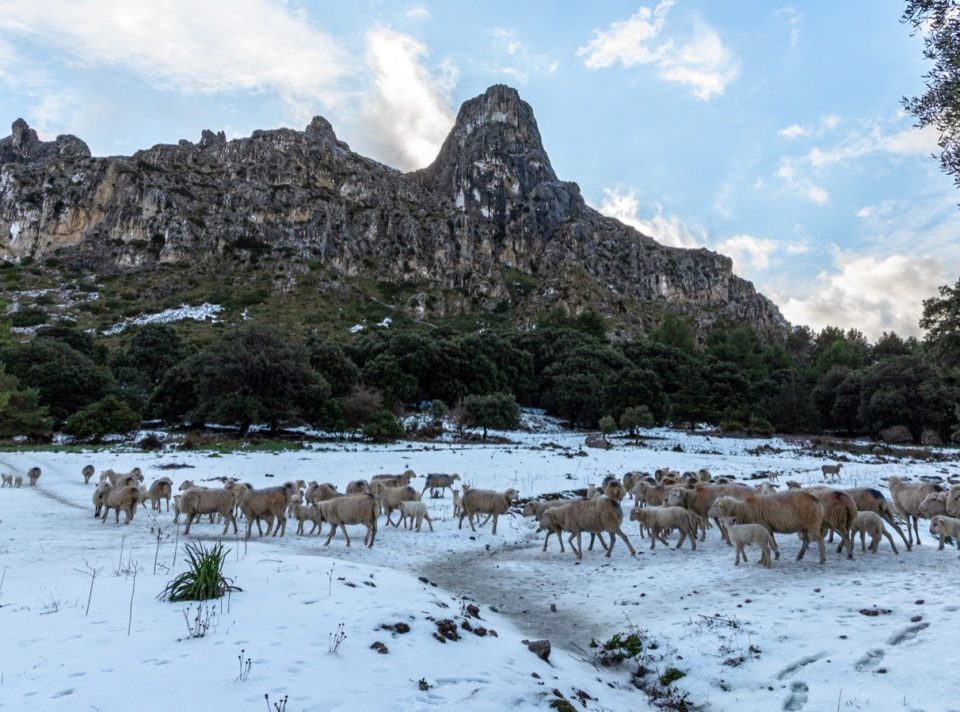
[{"left": 0, "top": 428, "right": 958, "bottom": 712}]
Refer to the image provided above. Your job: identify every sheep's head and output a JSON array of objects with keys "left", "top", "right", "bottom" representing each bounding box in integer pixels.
[
  {"left": 504, "top": 488, "right": 519, "bottom": 503},
  {"left": 628, "top": 508, "right": 643, "bottom": 522},
  {"left": 707, "top": 497, "right": 737, "bottom": 519},
  {"left": 665, "top": 488, "right": 685, "bottom": 506},
  {"left": 522, "top": 502, "right": 538, "bottom": 518},
  {"left": 179, "top": 480, "right": 194, "bottom": 491},
  {"left": 603, "top": 481, "right": 627, "bottom": 501},
  {"left": 402, "top": 469, "right": 417, "bottom": 480},
  {"left": 451, "top": 473, "right": 461, "bottom": 482}
]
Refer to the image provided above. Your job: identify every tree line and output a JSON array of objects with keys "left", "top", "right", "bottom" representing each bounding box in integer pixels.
[{"left": 1, "top": 279, "right": 958, "bottom": 444}]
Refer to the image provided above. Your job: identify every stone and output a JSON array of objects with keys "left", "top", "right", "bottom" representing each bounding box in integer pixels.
[
  {"left": 525, "top": 639, "right": 551, "bottom": 662},
  {"left": 0, "top": 86, "right": 789, "bottom": 341},
  {"left": 921, "top": 428, "right": 943, "bottom": 446},
  {"left": 879, "top": 425, "right": 913, "bottom": 445},
  {"left": 585, "top": 434, "right": 612, "bottom": 450}
]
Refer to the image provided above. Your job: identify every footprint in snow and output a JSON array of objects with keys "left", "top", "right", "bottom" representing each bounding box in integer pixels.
[
  {"left": 51, "top": 688, "right": 74, "bottom": 698},
  {"left": 854, "top": 648, "right": 884, "bottom": 672},
  {"left": 783, "top": 681, "right": 809, "bottom": 711},
  {"left": 887, "top": 622, "right": 929, "bottom": 646}
]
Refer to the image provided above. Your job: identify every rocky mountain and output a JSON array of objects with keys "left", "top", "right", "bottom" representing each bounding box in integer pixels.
[{"left": 0, "top": 84, "right": 789, "bottom": 340}]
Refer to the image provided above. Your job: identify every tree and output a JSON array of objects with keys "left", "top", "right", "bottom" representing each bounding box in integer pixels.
[
  {"left": 650, "top": 313, "right": 696, "bottom": 353},
  {"left": 620, "top": 405, "right": 654, "bottom": 437},
  {"left": 63, "top": 395, "right": 141, "bottom": 442},
  {"left": 362, "top": 410, "right": 404, "bottom": 441},
  {"left": 343, "top": 387, "right": 383, "bottom": 430},
  {"left": 598, "top": 415, "right": 617, "bottom": 441},
  {"left": 462, "top": 392, "right": 520, "bottom": 439},
  {"left": 306, "top": 337, "right": 359, "bottom": 397},
  {"left": 112, "top": 324, "right": 188, "bottom": 414},
  {"left": 902, "top": 0, "right": 960, "bottom": 191},
  {"left": 0, "top": 365, "right": 52, "bottom": 440},
  {"left": 920, "top": 277, "right": 960, "bottom": 370},
  {"left": 858, "top": 355, "right": 956, "bottom": 439}
]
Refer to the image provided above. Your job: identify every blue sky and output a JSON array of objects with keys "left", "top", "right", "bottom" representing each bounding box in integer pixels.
[{"left": 1, "top": 0, "right": 957, "bottom": 338}]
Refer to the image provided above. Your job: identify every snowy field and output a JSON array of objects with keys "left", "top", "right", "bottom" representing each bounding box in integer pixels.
[{"left": 0, "top": 428, "right": 958, "bottom": 712}]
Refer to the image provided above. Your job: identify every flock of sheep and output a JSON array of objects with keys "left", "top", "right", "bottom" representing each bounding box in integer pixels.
[{"left": 4, "top": 462, "right": 959, "bottom": 566}]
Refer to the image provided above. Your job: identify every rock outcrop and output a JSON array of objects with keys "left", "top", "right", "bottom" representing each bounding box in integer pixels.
[{"left": 0, "top": 85, "right": 789, "bottom": 340}]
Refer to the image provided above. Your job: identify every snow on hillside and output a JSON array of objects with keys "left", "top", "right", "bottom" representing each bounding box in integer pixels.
[
  {"left": 101, "top": 303, "right": 223, "bottom": 335},
  {"left": 0, "top": 430, "right": 957, "bottom": 711}
]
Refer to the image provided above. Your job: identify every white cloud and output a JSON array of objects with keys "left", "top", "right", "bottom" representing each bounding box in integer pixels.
[
  {"left": 717, "top": 234, "right": 777, "bottom": 271},
  {"left": 0, "top": 0, "right": 347, "bottom": 119},
  {"left": 855, "top": 200, "right": 895, "bottom": 220},
  {"left": 577, "top": 1, "right": 738, "bottom": 101},
  {"left": 362, "top": 26, "right": 456, "bottom": 171},
  {"left": 778, "top": 124, "right": 809, "bottom": 140},
  {"left": 779, "top": 251, "right": 953, "bottom": 338},
  {"left": 807, "top": 124, "right": 939, "bottom": 167},
  {"left": 776, "top": 158, "right": 830, "bottom": 204},
  {"left": 776, "top": 7, "right": 802, "bottom": 48},
  {"left": 597, "top": 189, "right": 706, "bottom": 249},
  {"left": 405, "top": 6, "right": 430, "bottom": 19},
  {"left": 777, "top": 114, "right": 840, "bottom": 140},
  {"left": 490, "top": 28, "right": 559, "bottom": 84}
]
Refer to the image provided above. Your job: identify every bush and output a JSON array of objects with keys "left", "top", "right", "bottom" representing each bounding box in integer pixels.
[
  {"left": 63, "top": 395, "right": 142, "bottom": 441},
  {"left": 160, "top": 542, "right": 240, "bottom": 602},
  {"left": 598, "top": 415, "right": 617, "bottom": 439},
  {"left": 748, "top": 416, "right": 774, "bottom": 436},
  {"left": 362, "top": 410, "right": 404, "bottom": 441},
  {"left": 9, "top": 308, "right": 48, "bottom": 328},
  {"left": 620, "top": 405, "right": 654, "bottom": 436},
  {"left": 343, "top": 386, "right": 383, "bottom": 428},
  {"left": 462, "top": 392, "right": 520, "bottom": 438},
  {"left": 429, "top": 399, "right": 448, "bottom": 419}
]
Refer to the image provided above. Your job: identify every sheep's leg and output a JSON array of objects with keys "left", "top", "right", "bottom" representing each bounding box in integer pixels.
[
  {"left": 649, "top": 526, "right": 657, "bottom": 549},
  {"left": 458, "top": 510, "right": 467, "bottom": 530},
  {"left": 828, "top": 528, "right": 835, "bottom": 543},
  {"left": 716, "top": 517, "right": 732, "bottom": 545},
  {"left": 675, "top": 529, "right": 686, "bottom": 550},
  {"left": 797, "top": 532, "right": 810, "bottom": 561},
  {"left": 734, "top": 543, "right": 742, "bottom": 565},
  {"left": 491, "top": 513, "right": 499, "bottom": 535},
  {"left": 841, "top": 529, "right": 854, "bottom": 560},
  {"left": 340, "top": 523, "right": 351, "bottom": 547},
  {"left": 912, "top": 515, "right": 921, "bottom": 545},
  {"left": 425, "top": 514, "right": 434, "bottom": 532},
  {"left": 297, "top": 520, "right": 304, "bottom": 535},
  {"left": 882, "top": 528, "right": 899, "bottom": 554},
  {"left": 616, "top": 528, "right": 635, "bottom": 556},
  {"left": 814, "top": 531, "right": 826, "bottom": 563},
  {"left": 183, "top": 514, "right": 195, "bottom": 536},
  {"left": 882, "top": 513, "right": 911, "bottom": 550},
  {"left": 937, "top": 533, "right": 946, "bottom": 550},
  {"left": 569, "top": 531, "right": 583, "bottom": 559},
  {"left": 323, "top": 524, "right": 337, "bottom": 546},
  {"left": 276, "top": 514, "right": 286, "bottom": 537}
]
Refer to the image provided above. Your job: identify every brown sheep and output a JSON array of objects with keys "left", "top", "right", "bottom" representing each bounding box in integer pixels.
[
  {"left": 240, "top": 483, "right": 298, "bottom": 539},
  {"left": 100, "top": 484, "right": 140, "bottom": 524},
  {"left": 458, "top": 488, "right": 518, "bottom": 535},
  {"left": 373, "top": 484, "right": 420, "bottom": 526},
  {"left": 180, "top": 488, "right": 238, "bottom": 536},
  {"left": 421, "top": 473, "right": 460, "bottom": 497},
  {"left": 804, "top": 487, "right": 858, "bottom": 559},
  {"left": 847, "top": 511, "right": 899, "bottom": 555},
  {"left": 144, "top": 477, "right": 173, "bottom": 511},
  {"left": 708, "top": 491, "right": 826, "bottom": 563},
  {"left": 345, "top": 479, "right": 370, "bottom": 495},
  {"left": 92, "top": 481, "right": 111, "bottom": 517},
  {"left": 540, "top": 496, "right": 635, "bottom": 560},
  {"left": 887, "top": 476, "right": 943, "bottom": 546},
  {"left": 318, "top": 494, "right": 379, "bottom": 547},
  {"left": 27, "top": 467, "right": 41, "bottom": 486},
  {"left": 1, "top": 474, "right": 11, "bottom": 487},
  {"left": 666, "top": 483, "right": 754, "bottom": 542},
  {"left": 82, "top": 464, "right": 95, "bottom": 484}
]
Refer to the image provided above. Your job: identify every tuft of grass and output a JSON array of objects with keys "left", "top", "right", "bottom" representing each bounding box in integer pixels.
[
  {"left": 160, "top": 542, "right": 240, "bottom": 602},
  {"left": 659, "top": 667, "right": 686, "bottom": 686}
]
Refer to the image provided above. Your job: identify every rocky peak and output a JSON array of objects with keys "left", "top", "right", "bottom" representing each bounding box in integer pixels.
[
  {"left": 420, "top": 85, "right": 569, "bottom": 222},
  {"left": 0, "top": 118, "right": 90, "bottom": 163}
]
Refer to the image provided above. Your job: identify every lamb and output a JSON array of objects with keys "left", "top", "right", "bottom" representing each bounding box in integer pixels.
[
  {"left": 317, "top": 494, "right": 379, "bottom": 547},
  {"left": 142, "top": 477, "right": 173, "bottom": 511},
  {"left": 82, "top": 464, "right": 95, "bottom": 484},
  {"left": 1, "top": 474, "right": 11, "bottom": 487},
  {"left": 421, "top": 473, "right": 460, "bottom": 497},
  {"left": 887, "top": 476, "right": 943, "bottom": 546},
  {"left": 27, "top": 467, "right": 40, "bottom": 486},
  {"left": 919, "top": 492, "right": 948, "bottom": 520},
  {"left": 821, "top": 463, "right": 843, "bottom": 482},
  {"left": 180, "top": 488, "right": 238, "bottom": 536},
  {"left": 629, "top": 506, "right": 698, "bottom": 550},
  {"left": 458, "top": 488, "right": 518, "bottom": 536},
  {"left": 717, "top": 516, "right": 779, "bottom": 567},
  {"left": 804, "top": 487, "right": 858, "bottom": 559},
  {"left": 847, "top": 511, "right": 899, "bottom": 554},
  {"left": 13, "top": 475, "right": 22, "bottom": 488},
  {"left": 100, "top": 484, "right": 140, "bottom": 524},
  {"left": 398, "top": 500, "right": 434, "bottom": 532},
  {"left": 929, "top": 515, "right": 960, "bottom": 556},
  {"left": 665, "top": 483, "right": 754, "bottom": 542},
  {"left": 373, "top": 484, "right": 420, "bottom": 526},
  {"left": 239, "top": 483, "right": 298, "bottom": 539},
  {"left": 452, "top": 488, "right": 464, "bottom": 518},
  {"left": 840, "top": 487, "right": 911, "bottom": 550},
  {"left": 708, "top": 491, "right": 826, "bottom": 563},
  {"left": 345, "top": 479, "right": 370, "bottom": 495},
  {"left": 539, "top": 496, "right": 635, "bottom": 560},
  {"left": 291, "top": 501, "right": 324, "bottom": 535}
]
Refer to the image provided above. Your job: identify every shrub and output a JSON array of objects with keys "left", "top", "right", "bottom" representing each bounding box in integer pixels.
[
  {"left": 160, "top": 542, "right": 240, "bottom": 602},
  {"left": 620, "top": 405, "right": 655, "bottom": 436},
  {"left": 462, "top": 392, "right": 520, "bottom": 439},
  {"left": 362, "top": 410, "right": 404, "bottom": 441},
  {"left": 63, "top": 395, "right": 142, "bottom": 441}
]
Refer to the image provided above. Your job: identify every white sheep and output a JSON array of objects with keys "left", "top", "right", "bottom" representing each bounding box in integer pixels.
[
  {"left": 847, "top": 511, "right": 899, "bottom": 555},
  {"left": 929, "top": 515, "right": 960, "bottom": 556},
  {"left": 398, "top": 500, "right": 434, "bottom": 532},
  {"left": 291, "top": 501, "right": 324, "bottom": 535},
  {"left": 540, "top": 496, "right": 635, "bottom": 560},
  {"left": 717, "top": 516, "right": 779, "bottom": 567},
  {"left": 821, "top": 463, "right": 842, "bottom": 482},
  {"left": 458, "top": 488, "right": 517, "bottom": 535},
  {"left": 317, "top": 494, "right": 379, "bottom": 547},
  {"left": 1, "top": 474, "right": 11, "bottom": 487},
  {"left": 13, "top": 475, "right": 23, "bottom": 488},
  {"left": 628, "top": 506, "right": 698, "bottom": 550}
]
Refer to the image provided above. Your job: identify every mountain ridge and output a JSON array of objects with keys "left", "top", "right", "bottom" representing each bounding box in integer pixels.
[{"left": 0, "top": 84, "right": 789, "bottom": 341}]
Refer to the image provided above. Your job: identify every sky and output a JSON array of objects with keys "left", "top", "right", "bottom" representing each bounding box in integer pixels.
[{"left": 0, "top": 0, "right": 957, "bottom": 339}]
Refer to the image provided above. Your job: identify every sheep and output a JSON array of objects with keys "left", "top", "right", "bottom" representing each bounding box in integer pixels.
[
  {"left": 291, "top": 502, "right": 324, "bottom": 535},
  {"left": 101, "top": 467, "right": 143, "bottom": 486},
  {"left": 345, "top": 479, "right": 370, "bottom": 495},
  {"left": 629, "top": 506, "right": 698, "bottom": 550},
  {"left": 373, "top": 484, "right": 420, "bottom": 526},
  {"left": 717, "top": 516, "right": 779, "bottom": 567},
  {"left": 27, "top": 467, "right": 40, "bottom": 486},
  {"left": 840, "top": 487, "right": 911, "bottom": 551},
  {"left": 371, "top": 469, "right": 416, "bottom": 488},
  {"left": 655, "top": 468, "right": 680, "bottom": 484},
  {"left": 82, "top": 464, "right": 95, "bottom": 484},
  {"left": 421, "top": 473, "right": 460, "bottom": 498},
  {"left": 929, "top": 515, "right": 960, "bottom": 556},
  {"left": 180, "top": 488, "right": 239, "bottom": 536},
  {"left": 804, "top": 487, "right": 858, "bottom": 559},
  {"left": 632, "top": 480, "right": 678, "bottom": 507},
  {"left": 1, "top": 474, "right": 11, "bottom": 487},
  {"left": 142, "top": 477, "right": 173, "bottom": 511},
  {"left": 847, "top": 511, "right": 899, "bottom": 555},
  {"left": 240, "top": 483, "right": 298, "bottom": 539},
  {"left": 172, "top": 494, "right": 182, "bottom": 523},
  {"left": 317, "top": 494, "right": 379, "bottom": 547},
  {"left": 665, "top": 483, "right": 754, "bottom": 542},
  {"left": 708, "top": 492, "right": 826, "bottom": 563},
  {"left": 821, "top": 463, "right": 843, "bottom": 482},
  {"left": 458, "top": 488, "right": 518, "bottom": 536},
  {"left": 786, "top": 480, "right": 802, "bottom": 489},
  {"left": 622, "top": 472, "right": 644, "bottom": 498},
  {"left": 305, "top": 481, "right": 340, "bottom": 505},
  {"left": 178, "top": 479, "right": 204, "bottom": 492},
  {"left": 13, "top": 475, "right": 22, "bottom": 488},
  {"left": 100, "top": 484, "right": 140, "bottom": 524},
  {"left": 919, "top": 492, "right": 948, "bottom": 520},
  {"left": 887, "top": 476, "right": 943, "bottom": 546},
  {"left": 92, "top": 481, "right": 111, "bottom": 517},
  {"left": 586, "top": 484, "right": 598, "bottom": 500},
  {"left": 452, "top": 488, "right": 464, "bottom": 517},
  {"left": 540, "top": 496, "right": 635, "bottom": 560},
  {"left": 398, "top": 500, "right": 434, "bottom": 532},
  {"left": 947, "top": 484, "right": 960, "bottom": 518},
  {"left": 756, "top": 482, "right": 778, "bottom": 496}
]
